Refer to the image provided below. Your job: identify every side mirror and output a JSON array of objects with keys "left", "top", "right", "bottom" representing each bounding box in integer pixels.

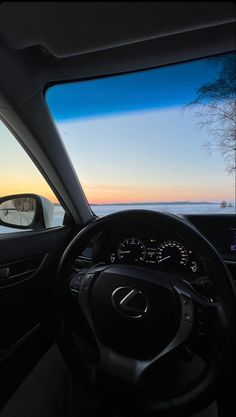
[{"left": 0, "top": 194, "right": 54, "bottom": 230}]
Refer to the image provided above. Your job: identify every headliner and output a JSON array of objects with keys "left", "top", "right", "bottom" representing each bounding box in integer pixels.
[{"left": 0, "top": 2, "right": 235, "bottom": 58}]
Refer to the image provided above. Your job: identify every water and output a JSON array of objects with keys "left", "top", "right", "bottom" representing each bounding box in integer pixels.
[{"left": 0, "top": 203, "right": 234, "bottom": 234}]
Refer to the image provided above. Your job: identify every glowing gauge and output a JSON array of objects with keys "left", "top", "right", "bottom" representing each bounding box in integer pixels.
[
  {"left": 157, "top": 240, "right": 188, "bottom": 267},
  {"left": 117, "top": 238, "right": 146, "bottom": 263}
]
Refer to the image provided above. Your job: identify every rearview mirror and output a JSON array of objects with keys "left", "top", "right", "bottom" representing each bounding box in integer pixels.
[{"left": 0, "top": 194, "right": 54, "bottom": 230}]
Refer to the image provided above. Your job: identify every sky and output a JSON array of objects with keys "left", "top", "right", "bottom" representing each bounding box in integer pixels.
[
  {"left": 0, "top": 121, "right": 56, "bottom": 202},
  {"left": 0, "top": 54, "right": 235, "bottom": 205},
  {"left": 46, "top": 54, "right": 235, "bottom": 204},
  {"left": 54, "top": 108, "right": 235, "bottom": 204}
]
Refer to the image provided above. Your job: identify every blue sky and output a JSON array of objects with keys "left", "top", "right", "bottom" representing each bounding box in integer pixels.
[
  {"left": 45, "top": 55, "right": 235, "bottom": 204},
  {"left": 46, "top": 58, "right": 219, "bottom": 121}
]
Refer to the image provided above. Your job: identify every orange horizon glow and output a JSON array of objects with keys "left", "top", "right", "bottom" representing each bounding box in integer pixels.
[
  {"left": 2, "top": 162, "right": 234, "bottom": 206},
  {"left": 1, "top": 180, "right": 234, "bottom": 206},
  {"left": 81, "top": 184, "right": 235, "bottom": 205},
  {"left": 0, "top": 182, "right": 59, "bottom": 205}
]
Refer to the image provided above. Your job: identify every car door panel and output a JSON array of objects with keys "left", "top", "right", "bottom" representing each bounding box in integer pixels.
[{"left": 0, "top": 225, "right": 77, "bottom": 407}]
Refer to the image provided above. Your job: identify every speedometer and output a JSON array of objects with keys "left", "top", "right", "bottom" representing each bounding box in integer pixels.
[
  {"left": 117, "top": 238, "right": 146, "bottom": 263},
  {"left": 156, "top": 240, "right": 188, "bottom": 267}
]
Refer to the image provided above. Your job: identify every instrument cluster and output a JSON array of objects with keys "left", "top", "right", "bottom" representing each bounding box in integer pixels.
[{"left": 106, "top": 235, "right": 202, "bottom": 276}]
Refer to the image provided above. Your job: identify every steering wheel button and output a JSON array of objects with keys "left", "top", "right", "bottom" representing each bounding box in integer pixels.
[
  {"left": 183, "top": 312, "right": 192, "bottom": 322},
  {"left": 69, "top": 288, "right": 78, "bottom": 296},
  {"left": 85, "top": 273, "right": 94, "bottom": 281}
]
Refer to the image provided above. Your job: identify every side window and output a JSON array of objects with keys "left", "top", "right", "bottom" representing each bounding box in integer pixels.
[{"left": 0, "top": 120, "right": 65, "bottom": 234}]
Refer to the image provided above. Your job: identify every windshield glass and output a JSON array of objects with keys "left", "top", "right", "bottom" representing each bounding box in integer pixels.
[{"left": 46, "top": 53, "right": 235, "bottom": 217}]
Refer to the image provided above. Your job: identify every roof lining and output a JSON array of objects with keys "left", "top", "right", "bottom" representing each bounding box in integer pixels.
[{"left": 0, "top": 2, "right": 235, "bottom": 58}]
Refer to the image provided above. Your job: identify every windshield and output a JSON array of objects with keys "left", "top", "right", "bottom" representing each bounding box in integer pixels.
[{"left": 46, "top": 53, "right": 235, "bottom": 217}]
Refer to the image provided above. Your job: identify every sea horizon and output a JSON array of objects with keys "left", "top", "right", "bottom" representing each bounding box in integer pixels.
[
  {"left": 90, "top": 201, "right": 220, "bottom": 206},
  {"left": 54, "top": 200, "right": 234, "bottom": 207}
]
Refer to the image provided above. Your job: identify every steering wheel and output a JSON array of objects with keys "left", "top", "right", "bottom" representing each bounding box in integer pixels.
[{"left": 56, "top": 210, "right": 235, "bottom": 417}]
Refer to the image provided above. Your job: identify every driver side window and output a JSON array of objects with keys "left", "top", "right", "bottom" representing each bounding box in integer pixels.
[{"left": 0, "top": 119, "right": 65, "bottom": 234}]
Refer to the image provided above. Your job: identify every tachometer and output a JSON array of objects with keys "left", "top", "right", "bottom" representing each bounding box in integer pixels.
[
  {"left": 117, "top": 238, "right": 146, "bottom": 263},
  {"left": 157, "top": 240, "right": 188, "bottom": 267}
]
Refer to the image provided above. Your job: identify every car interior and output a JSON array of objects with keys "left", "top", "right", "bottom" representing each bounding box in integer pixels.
[{"left": 0, "top": 2, "right": 235, "bottom": 417}]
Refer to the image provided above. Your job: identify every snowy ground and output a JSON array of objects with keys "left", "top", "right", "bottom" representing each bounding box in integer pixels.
[
  {"left": 0, "top": 209, "right": 35, "bottom": 226},
  {"left": 0, "top": 203, "right": 234, "bottom": 234}
]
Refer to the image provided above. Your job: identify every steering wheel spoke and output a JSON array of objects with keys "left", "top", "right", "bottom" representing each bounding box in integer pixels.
[{"left": 178, "top": 283, "right": 221, "bottom": 357}]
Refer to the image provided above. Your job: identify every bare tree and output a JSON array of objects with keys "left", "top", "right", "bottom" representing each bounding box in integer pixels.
[{"left": 186, "top": 54, "right": 236, "bottom": 174}]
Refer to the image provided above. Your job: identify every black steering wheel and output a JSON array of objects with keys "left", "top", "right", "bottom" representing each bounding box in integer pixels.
[{"left": 57, "top": 210, "right": 235, "bottom": 417}]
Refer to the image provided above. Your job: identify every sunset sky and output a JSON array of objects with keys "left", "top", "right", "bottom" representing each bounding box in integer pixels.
[
  {"left": 1, "top": 54, "right": 235, "bottom": 205},
  {"left": 0, "top": 121, "right": 56, "bottom": 202},
  {"left": 47, "top": 55, "right": 235, "bottom": 204},
  {"left": 53, "top": 107, "right": 235, "bottom": 204}
]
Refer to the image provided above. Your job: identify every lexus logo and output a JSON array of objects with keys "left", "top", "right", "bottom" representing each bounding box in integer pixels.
[{"left": 111, "top": 287, "right": 150, "bottom": 319}]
